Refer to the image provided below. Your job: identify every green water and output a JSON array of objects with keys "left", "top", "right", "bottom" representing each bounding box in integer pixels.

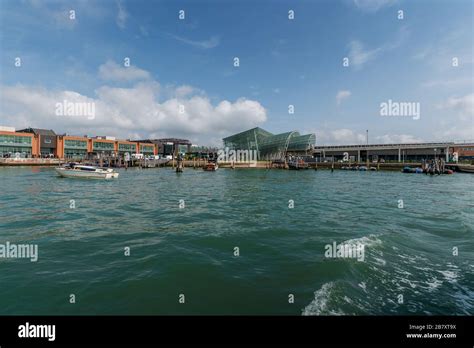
[{"left": 0, "top": 166, "right": 472, "bottom": 315}]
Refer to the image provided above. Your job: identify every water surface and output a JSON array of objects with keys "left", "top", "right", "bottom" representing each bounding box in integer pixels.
[{"left": 0, "top": 167, "right": 472, "bottom": 315}]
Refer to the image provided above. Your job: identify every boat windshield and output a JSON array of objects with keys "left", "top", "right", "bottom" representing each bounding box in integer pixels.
[{"left": 77, "top": 166, "right": 97, "bottom": 171}]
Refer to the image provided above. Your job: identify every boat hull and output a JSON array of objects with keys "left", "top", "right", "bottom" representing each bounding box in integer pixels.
[
  {"left": 458, "top": 166, "right": 474, "bottom": 173},
  {"left": 55, "top": 168, "right": 119, "bottom": 179},
  {"left": 203, "top": 163, "right": 218, "bottom": 171}
]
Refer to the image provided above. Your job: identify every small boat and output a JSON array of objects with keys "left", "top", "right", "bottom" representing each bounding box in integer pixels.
[
  {"left": 457, "top": 165, "right": 474, "bottom": 173},
  {"left": 358, "top": 166, "right": 368, "bottom": 171},
  {"left": 203, "top": 162, "right": 218, "bottom": 171},
  {"left": 402, "top": 166, "right": 425, "bottom": 174},
  {"left": 288, "top": 159, "right": 308, "bottom": 170},
  {"left": 55, "top": 163, "right": 119, "bottom": 179}
]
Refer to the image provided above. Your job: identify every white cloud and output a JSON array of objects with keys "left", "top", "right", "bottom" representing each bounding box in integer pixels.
[
  {"left": 348, "top": 27, "right": 408, "bottom": 69},
  {"left": 98, "top": 60, "right": 151, "bottom": 82},
  {"left": 352, "top": 0, "right": 397, "bottom": 13},
  {"left": 439, "top": 93, "right": 474, "bottom": 119},
  {"left": 317, "top": 129, "right": 366, "bottom": 145},
  {"left": 348, "top": 40, "right": 382, "bottom": 68},
  {"left": 316, "top": 129, "right": 423, "bottom": 145},
  {"left": 435, "top": 93, "right": 474, "bottom": 141},
  {"left": 1, "top": 69, "right": 267, "bottom": 146},
  {"left": 51, "top": 9, "right": 76, "bottom": 29},
  {"left": 421, "top": 78, "right": 473, "bottom": 89},
  {"left": 169, "top": 34, "right": 220, "bottom": 49},
  {"left": 336, "top": 90, "right": 351, "bottom": 105},
  {"left": 116, "top": 0, "right": 128, "bottom": 29},
  {"left": 412, "top": 29, "right": 474, "bottom": 69},
  {"left": 175, "top": 85, "right": 195, "bottom": 98},
  {"left": 374, "top": 134, "right": 423, "bottom": 144}
]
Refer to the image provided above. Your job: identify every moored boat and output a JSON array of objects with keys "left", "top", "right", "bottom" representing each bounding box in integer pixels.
[
  {"left": 203, "top": 162, "right": 218, "bottom": 171},
  {"left": 288, "top": 158, "right": 309, "bottom": 170},
  {"left": 457, "top": 165, "right": 474, "bottom": 173},
  {"left": 55, "top": 163, "right": 119, "bottom": 179},
  {"left": 402, "top": 166, "right": 423, "bottom": 174}
]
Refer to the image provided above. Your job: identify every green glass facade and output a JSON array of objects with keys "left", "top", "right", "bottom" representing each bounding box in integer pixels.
[
  {"left": 93, "top": 141, "right": 114, "bottom": 151},
  {"left": 223, "top": 127, "right": 315, "bottom": 160},
  {"left": 118, "top": 143, "right": 136, "bottom": 153},
  {"left": 222, "top": 127, "right": 273, "bottom": 155},
  {"left": 65, "top": 139, "right": 87, "bottom": 149},
  {"left": 0, "top": 134, "right": 32, "bottom": 146},
  {"left": 287, "top": 134, "right": 317, "bottom": 152},
  {"left": 0, "top": 134, "right": 33, "bottom": 157},
  {"left": 64, "top": 149, "right": 87, "bottom": 158},
  {"left": 0, "top": 146, "right": 32, "bottom": 157},
  {"left": 64, "top": 139, "right": 88, "bottom": 159},
  {"left": 140, "top": 145, "right": 154, "bottom": 154}
]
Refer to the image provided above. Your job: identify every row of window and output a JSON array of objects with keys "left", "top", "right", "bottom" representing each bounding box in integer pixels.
[
  {"left": 0, "top": 146, "right": 32, "bottom": 156},
  {"left": 0, "top": 135, "right": 32, "bottom": 146},
  {"left": 0, "top": 137, "right": 155, "bottom": 153},
  {"left": 93, "top": 141, "right": 114, "bottom": 150},
  {"left": 65, "top": 149, "right": 87, "bottom": 154},
  {"left": 119, "top": 143, "right": 137, "bottom": 151},
  {"left": 64, "top": 149, "right": 87, "bottom": 159},
  {"left": 65, "top": 140, "right": 87, "bottom": 149},
  {"left": 140, "top": 145, "right": 155, "bottom": 153}
]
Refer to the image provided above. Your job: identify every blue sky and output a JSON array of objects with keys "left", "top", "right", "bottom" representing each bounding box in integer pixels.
[{"left": 0, "top": 0, "right": 472, "bottom": 145}]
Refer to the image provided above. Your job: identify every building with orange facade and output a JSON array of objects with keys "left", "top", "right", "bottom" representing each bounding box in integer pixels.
[
  {"left": 451, "top": 144, "right": 474, "bottom": 161},
  {"left": 0, "top": 127, "right": 40, "bottom": 158},
  {"left": 0, "top": 126, "right": 157, "bottom": 159},
  {"left": 17, "top": 128, "right": 57, "bottom": 157},
  {"left": 56, "top": 135, "right": 90, "bottom": 158}
]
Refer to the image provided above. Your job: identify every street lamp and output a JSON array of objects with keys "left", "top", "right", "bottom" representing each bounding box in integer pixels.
[{"left": 366, "top": 130, "right": 369, "bottom": 164}]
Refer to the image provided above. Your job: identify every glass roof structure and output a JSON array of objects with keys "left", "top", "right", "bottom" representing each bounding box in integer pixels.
[{"left": 223, "top": 127, "right": 316, "bottom": 160}]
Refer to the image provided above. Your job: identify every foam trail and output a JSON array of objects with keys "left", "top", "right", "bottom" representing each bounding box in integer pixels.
[{"left": 302, "top": 282, "right": 344, "bottom": 316}]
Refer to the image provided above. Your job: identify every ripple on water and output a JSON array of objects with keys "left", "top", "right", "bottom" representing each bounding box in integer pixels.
[{"left": 0, "top": 167, "right": 472, "bottom": 315}]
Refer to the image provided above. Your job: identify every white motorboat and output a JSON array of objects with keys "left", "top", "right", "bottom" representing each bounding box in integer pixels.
[{"left": 55, "top": 163, "right": 119, "bottom": 179}]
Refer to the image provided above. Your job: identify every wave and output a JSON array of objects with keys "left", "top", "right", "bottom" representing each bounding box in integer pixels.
[
  {"left": 342, "top": 234, "right": 383, "bottom": 248},
  {"left": 302, "top": 282, "right": 345, "bottom": 316}
]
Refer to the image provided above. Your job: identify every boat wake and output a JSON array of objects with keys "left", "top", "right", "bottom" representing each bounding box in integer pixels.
[
  {"left": 302, "top": 231, "right": 473, "bottom": 315},
  {"left": 302, "top": 282, "right": 345, "bottom": 316}
]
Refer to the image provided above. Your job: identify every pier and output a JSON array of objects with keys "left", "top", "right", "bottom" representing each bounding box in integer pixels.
[{"left": 1, "top": 157, "right": 473, "bottom": 173}]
